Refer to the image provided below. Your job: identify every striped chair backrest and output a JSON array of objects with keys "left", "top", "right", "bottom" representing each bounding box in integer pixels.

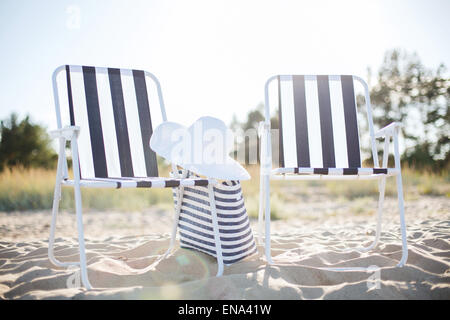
[
  {"left": 62, "top": 65, "right": 162, "bottom": 179},
  {"left": 277, "top": 75, "right": 362, "bottom": 169}
]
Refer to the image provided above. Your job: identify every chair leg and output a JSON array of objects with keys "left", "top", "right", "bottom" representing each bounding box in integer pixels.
[
  {"left": 258, "top": 173, "right": 265, "bottom": 246},
  {"left": 49, "top": 143, "right": 80, "bottom": 268},
  {"left": 143, "top": 186, "right": 185, "bottom": 272},
  {"left": 393, "top": 133, "right": 408, "bottom": 267},
  {"left": 353, "top": 177, "right": 385, "bottom": 253},
  {"left": 208, "top": 184, "right": 224, "bottom": 277},
  {"left": 48, "top": 177, "right": 61, "bottom": 265},
  {"left": 48, "top": 179, "right": 80, "bottom": 268},
  {"left": 73, "top": 183, "right": 93, "bottom": 289},
  {"left": 162, "top": 186, "right": 184, "bottom": 259},
  {"left": 396, "top": 173, "right": 408, "bottom": 267},
  {"left": 147, "top": 171, "right": 187, "bottom": 270},
  {"left": 354, "top": 137, "right": 390, "bottom": 253},
  {"left": 352, "top": 174, "right": 408, "bottom": 268},
  {"left": 264, "top": 175, "right": 273, "bottom": 265}
]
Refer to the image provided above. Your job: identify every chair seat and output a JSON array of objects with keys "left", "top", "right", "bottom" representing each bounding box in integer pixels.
[
  {"left": 62, "top": 177, "right": 210, "bottom": 189},
  {"left": 273, "top": 167, "right": 399, "bottom": 176}
]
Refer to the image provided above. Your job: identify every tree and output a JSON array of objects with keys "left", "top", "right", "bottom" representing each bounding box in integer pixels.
[
  {"left": 231, "top": 49, "right": 449, "bottom": 171},
  {"left": 0, "top": 113, "right": 57, "bottom": 171},
  {"left": 368, "top": 49, "right": 449, "bottom": 171},
  {"left": 230, "top": 103, "right": 280, "bottom": 164}
]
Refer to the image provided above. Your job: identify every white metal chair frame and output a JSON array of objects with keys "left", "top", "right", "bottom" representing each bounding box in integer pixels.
[
  {"left": 49, "top": 66, "right": 224, "bottom": 290},
  {"left": 257, "top": 75, "right": 408, "bottom": 269}
]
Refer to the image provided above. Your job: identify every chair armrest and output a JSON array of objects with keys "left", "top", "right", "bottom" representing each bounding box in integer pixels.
[
  {"left": 258, "top": 121, "right": 272, "bottom": 175},
  {"left": 49, "top": 126, "right": 80, "bottom": 140},
  {"left": 375, "top": 122, "right": 402, "bottom": 139}
]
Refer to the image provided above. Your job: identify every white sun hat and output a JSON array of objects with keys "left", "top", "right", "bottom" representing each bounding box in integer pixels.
[{"left": 150, "top": 116, "right": 250, "bottom": 180}]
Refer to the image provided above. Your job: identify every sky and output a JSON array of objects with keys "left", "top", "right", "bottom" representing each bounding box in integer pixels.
[{"left": 0, "top": 0, "right": 449, "bottom": 131}]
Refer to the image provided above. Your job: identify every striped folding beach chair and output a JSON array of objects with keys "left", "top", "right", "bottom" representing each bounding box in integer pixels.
[
  {"left": 258, "top": 75, "right": 408, "bottom": 268},
  {"left": 49, "top": 65, "right": 220, "bottom": 289}
]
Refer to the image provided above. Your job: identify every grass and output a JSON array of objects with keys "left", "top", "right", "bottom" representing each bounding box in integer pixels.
[
  {"left": 0, "top": 167, "right": 173, "bottom": 212},
  {"left": 237, "top": 165, "right": 449, "bottom": 220},
  {"left": 0, "top": 165, "right": 448, "bottom": 215}
]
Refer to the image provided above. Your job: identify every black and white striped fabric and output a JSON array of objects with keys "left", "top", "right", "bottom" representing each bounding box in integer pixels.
[
  {"left": 62, "top": 65, "right": 211, "bottom": 188},
  {"left": 277, "top": 75, "right": 366, "bottom": 173},
  {"left": 274, "top": 167, "right": 397, "bottom": 175},
  {"left": 173, "top": 177, "right": 257, "bottom": 265},
  {"left": 62, "top": 176, "right": 210, "bottom": 189},
  {"left": 65, "top": 65, "right": 159, "bottom": 179}
]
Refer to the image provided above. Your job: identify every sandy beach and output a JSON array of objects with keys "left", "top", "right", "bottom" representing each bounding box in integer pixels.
[{"left": 0, "top": 195, "right": 449, "bottom": 300}]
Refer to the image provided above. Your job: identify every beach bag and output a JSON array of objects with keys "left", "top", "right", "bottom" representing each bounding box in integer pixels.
[{"left": 173, "top": 172, "right": 257, "bottom": 265}]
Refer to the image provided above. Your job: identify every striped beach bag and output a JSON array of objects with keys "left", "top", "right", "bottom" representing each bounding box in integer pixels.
[{"left": 173, "top": 173, "right": 257, "bottom": 265}]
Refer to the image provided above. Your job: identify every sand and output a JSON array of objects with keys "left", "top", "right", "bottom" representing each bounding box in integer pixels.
[{"left": 0, "top": 196, "right": 449, "bottom": 300}]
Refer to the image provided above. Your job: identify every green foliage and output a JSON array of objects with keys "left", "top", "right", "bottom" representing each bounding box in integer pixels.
[
  {"left": 242, "top": 103, "right": 265, "bottom": 131},
  {"left": 0, "top": 166, "right": 447, "bottom": 213},
  {"left": 0, "top": 168, "right": 173, "bottom": 212},
  {"left": 231, "top": 103, "right": 279, "bottom": 164},
  {"left": 0, "top": 113, "right": 57, "bottom": 172},
  {"left": 368, "top": 49, "right": 449, "bottom": 171},
  {"left": 231, "top": 49, "right": 449, "bottom": 171}
]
